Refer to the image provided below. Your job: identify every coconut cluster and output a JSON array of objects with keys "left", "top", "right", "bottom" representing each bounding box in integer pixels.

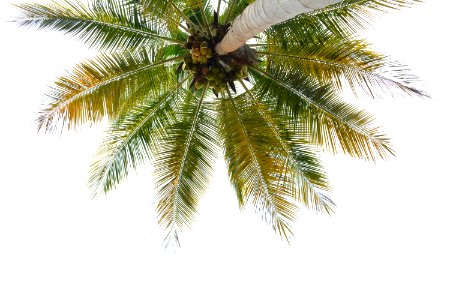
[{"left": 183, "top": 27, "right": 249, "bottom": 95}]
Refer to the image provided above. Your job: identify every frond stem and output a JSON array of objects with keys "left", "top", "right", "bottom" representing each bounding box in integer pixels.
[
  {"left": 217, "top": 0, "right": 222, "bottom": 16},
  {"left": 238, "top": 79, "right": 289, "bottom": 154},
  {"left": 166, "top": 83, "right": 209, "bottom": 240},
  {"left": 239, "top": 79, "right": 333, "bottom": 211},
  {"left": 224, "top": 0, "right": 238, "bottom": 24},
  {"left": 225, "top": 86, "right": 281, "bottom": 226},
  {"left": 41, "top": 56, "right": 185, "bottom": 127},
  {"left": 305, "top": 0, "right": 387, "bottom": 18},
  {"left": 249, "top": 65, "right": 389, "bottom": 152},
  {"left": 256, "top": 51, "right": 418, "bottom": 94},
  {"left": 167, "top": 0, "right": 208, "bottom": 37},
  {"left": 93, "top": 75, "right": 192, "bottom": 196},
  {"left": 247, "top": 43, "right": 268, "bottom": 47},
  {"left": 19, "top": 16, "right": 185, "bottom": 45},
  {"left": 200, "top": 3, "right": 213, "bottom": 38},
  {"left": 173, "top": 83, "right": 209, "bottom": 215}
]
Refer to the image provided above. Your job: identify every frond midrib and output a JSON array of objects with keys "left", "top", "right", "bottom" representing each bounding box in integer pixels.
[
  {"left": 305, "top": 0, "right": 416, "bottom": 17},
  {"left": 250, "top": 66, "right": 388, "bottom": 150},
  {"left": 227, "top": 91, "right": 281, "bottom": 224},
  {"left": 170, "top": 86, "right": 208, "bottom": 228},
  {"left": 224, "top": 0, "right": 238, "bottom": 23},
  {"left": 239, "top": 80, "right": 331, "bottom": 210},
  {"left": 166, "top": 0, "right": 197, "bottom": 29},
  {"left": 20, "top": 15, "right": 184, "bottom": 45},
  {"left": 307, "top": 0, "right": 369, "bottom": 16},
  {"left": 257, "top": 50, "right": 419, "bottom": 94},
  {"left": 93, "top": 75, "right": 191, "bottom": 195},
  {"left": 42, "top": 56, "right": 183, "bottom": 125}
]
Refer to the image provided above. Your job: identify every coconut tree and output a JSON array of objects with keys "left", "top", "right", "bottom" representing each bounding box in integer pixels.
[{"left": 15, "top": 0, "right": 425, "bottom": 246}]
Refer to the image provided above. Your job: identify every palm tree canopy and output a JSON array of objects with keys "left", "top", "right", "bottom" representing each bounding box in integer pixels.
[{"left": 14, "top": 0, "right": 425, "bottom": 246}]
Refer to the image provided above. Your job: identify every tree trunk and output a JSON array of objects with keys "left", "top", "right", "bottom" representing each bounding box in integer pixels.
[{"left": 215, "top": 0, "right": 343, "bottom": 55}]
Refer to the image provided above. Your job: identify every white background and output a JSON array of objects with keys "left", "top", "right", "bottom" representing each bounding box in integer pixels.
[{"left": 1, "top": 1, "right": 449, "bottom": 299}]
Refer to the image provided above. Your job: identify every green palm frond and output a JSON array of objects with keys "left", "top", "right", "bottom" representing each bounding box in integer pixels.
[
  {"left": 271, "top": 0, "right": 422, "bottom": 39},
  {"left": 250, "top": 65, "right": 393, "bottom": 161},
  {"left": 141, "top": 0, "right": 205, "bottom": 13},
  {"left": 258, "top": 37, "right": 425, "bottom": 98},
  {"left": 122, "top": 0, "right": 186, "bottom": 38},
  {"left": 140, "top": 0, "right": 212, "bottom": 28},
  {"left": 154, "top": 86, "right": 219, "bottom": 246},
  {"left": 14, "top": 0, "right": 184, "bottom": 51},
  {"left": 219, "top": 90, "right": 299, "bottom": 240},
  {"left": 239, "top": 80, "right": 334, "bottom": 212},
  {"left": 89, "top": 75, "right": 191, "bottom": 196},
  {"left": 38, "top": 48, "right": 183, "bottom": 132},
  {"left": 290, "top": 143, "right": 335, "bottom": 213},
  {"left": 221, "top": 0, "right": 253, "bottom": 24}
]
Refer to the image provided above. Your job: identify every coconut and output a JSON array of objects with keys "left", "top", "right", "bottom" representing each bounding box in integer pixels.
[
  {"left": 200, "top": 47, "right": 208, "bottom": 55},
  {"left": 192, "top": 48, "right": 201, "bottom": 57}
]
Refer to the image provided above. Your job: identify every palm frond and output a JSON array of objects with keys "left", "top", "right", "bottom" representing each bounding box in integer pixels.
[
  {"left": 258, "top": 37, "right": 426, "bottom": 98},
  {"left": 221, "top": 0, "right": 253, "bottom": 24},
  {"left": 38, "top": 49, "right": 183, "bottom": 132},
  {"left": 239, "top": 80, "right": 334, "bottom": 212},
  {"left": 271, "top": 0, "right": 422, "bottom": 39},
  {"left": 14, "top": 0, "right": 184, "bottom": 51},
  {"left": 289, "top": 143, "right": 335, "bottom": 213},
  {"left": 141, "top": 0, "right": 212, "bottom": 28},
  {"left": 89, "top": 75, "right": 191, "bottom": 196},
  {"left": 250, "top": 65, "right": 394, "bottom": 161},
  {"left": 219, "top": 90, "right": 298, "bottom": 240},
  {"left": 154, "top": 86, "right": 219, "bottom": 247}
]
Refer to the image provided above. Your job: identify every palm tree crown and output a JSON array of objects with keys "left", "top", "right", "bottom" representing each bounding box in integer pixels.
[{"left": 15, "top": 0, "right": 425, "bottom": 246}]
